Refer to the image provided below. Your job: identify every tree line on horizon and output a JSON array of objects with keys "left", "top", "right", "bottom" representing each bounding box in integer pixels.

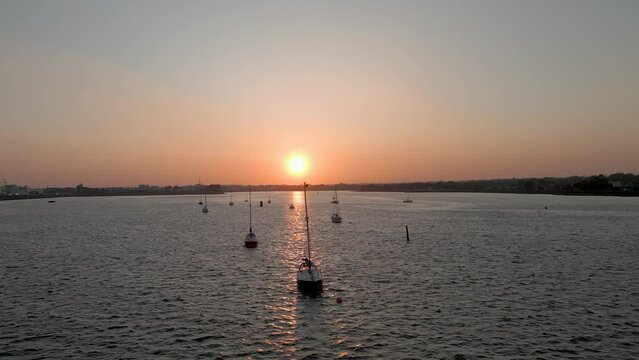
[
  {"left": 358, "top": 173, "right": 639, "bottom": 194},
  {"left": 3, "top": 173, "right": 639, "bottom": 198}
]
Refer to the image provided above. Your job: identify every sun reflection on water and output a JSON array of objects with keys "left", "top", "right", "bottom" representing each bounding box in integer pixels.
[
  {"left": 292, "top": 191, "right": 303, "bottom": 205},
  {"left": 258, "top": 196, "right": 309, "bottom": 355},
  {"left": 258, "top": 189, "right": 339, "bottom": 356}
]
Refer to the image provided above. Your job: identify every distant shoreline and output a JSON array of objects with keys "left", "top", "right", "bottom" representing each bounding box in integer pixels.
[
  {"left": 400, "top": 189, "right": 639, "bottom": 197},
  {"left": 2, "top": 189, "right": 637, "bottom": 202},
  {"left": 0, "top": 192, "right": 220, "bottom": 202}
]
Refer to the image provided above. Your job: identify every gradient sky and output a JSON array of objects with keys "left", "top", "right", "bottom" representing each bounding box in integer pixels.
[{"left": 1, "top": 0, "right": 638, "bottom": 187}]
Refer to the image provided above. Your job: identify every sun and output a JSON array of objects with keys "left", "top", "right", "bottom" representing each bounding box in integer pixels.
[{"left": 286, "top": 154, "right": 309, "bottom": 178}]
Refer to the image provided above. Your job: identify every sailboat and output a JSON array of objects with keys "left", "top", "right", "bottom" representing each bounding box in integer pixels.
[
  {"left": 331, "top": 200, "right": 342, "bottom": 224},
  {"left": 289, "top": 192, "right": 295, "bottom": 209},
  {"left": 331, "top": 185, "right": 339, "bottom": 204},
  {"left": 202, "top": 193, "right": 209, "bottom": 213},
  {"left": 198, "top": 194, "right": 203, "bottom": 205},
  {"left": 297, "top": 182, "right": 323, "bottom": 296},
  {"left": 402, "top": 193, "right": 413, "bottom": 203},
  {"left": 244, "top": 185, "right": 257, "bottom": 248},
  {"left": 198, "top": 178, "right": 203, "bottom": 204},
  {"left": 267, "top": 190, "right": 271, "bottom": 204},
  {"left": 229, "top": 191, "right": 234, "bottom": 206}
]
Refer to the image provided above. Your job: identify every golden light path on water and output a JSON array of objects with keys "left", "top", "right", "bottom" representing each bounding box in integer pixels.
[
  {"left": 258, "top": 191, "right": 318, "bottom": 356},
  {"left": 254, "top": 189, "right": 351, "bottom": 357}
]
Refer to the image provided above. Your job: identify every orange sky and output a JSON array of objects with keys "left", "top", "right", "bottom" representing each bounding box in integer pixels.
[{"left": 1, "top": 1, "right": 638, "bottom": 187}]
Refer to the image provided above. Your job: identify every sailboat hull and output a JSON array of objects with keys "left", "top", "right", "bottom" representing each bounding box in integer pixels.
[
  {"left": 297, "top": 280, "right": 323, "bottom": 296},
  {"left": 297, "top": 266, "right": 323, "bottom": 296},
  {"left": 244, "top": 233, "right": 258, "bottom": 248},
  {"left": 244, "top": 241, "right": 257, "bottom": 248}
]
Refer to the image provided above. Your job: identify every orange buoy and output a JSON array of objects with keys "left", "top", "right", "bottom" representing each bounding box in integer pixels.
[{"left": 336, "top": 296, "right": 342, "bottom": 303}]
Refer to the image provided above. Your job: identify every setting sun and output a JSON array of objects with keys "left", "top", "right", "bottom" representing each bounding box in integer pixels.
[{"left": 286, "top": 154, "right": 309, "bottom": 178}]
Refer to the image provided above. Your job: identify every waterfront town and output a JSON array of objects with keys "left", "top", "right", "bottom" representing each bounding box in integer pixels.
[{"left": 2, "top": 173, "right": 638, "bottom": 201}]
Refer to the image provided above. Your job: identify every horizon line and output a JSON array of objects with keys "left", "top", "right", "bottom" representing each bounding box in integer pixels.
[{"left": 9, "top": 171, "right": 635, "bottom": 189}]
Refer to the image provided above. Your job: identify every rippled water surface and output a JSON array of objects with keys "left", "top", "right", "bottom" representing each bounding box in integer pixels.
[{"left": 1, "top": 192, "right": 639, "bottom": 359}]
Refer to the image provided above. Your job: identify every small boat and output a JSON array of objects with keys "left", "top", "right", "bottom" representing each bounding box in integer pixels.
[
  {"left": 267, "top": 191, "right": 271, "bottom": 204},
  {"left": 198, "top": 178, "right": 203, "bottom": 204},
  {"left": 229, "top": 191, "right": 234, "bottom": 206},
  {"left": 244, "top": 185, "right": 258, "bottom": 248},
  {"left": 331, "top": 189, "right": 342, "bottom": 223},
  {"left": 48, "top": 200, "right": 56, "bottom": 203},
  {"left": 289, "top": 192, "right": 295, "bottom": 209},
  {"left": 331, "top": 186, "right": 339, "bottom": 204},
  {"left": 202, "top": 193, "right": 209, "bottom": 213},
  {"left": 403, "top": 194, "right": 413, "bottom": 203},
  {"left": 296, "top": 182, "right": 323, "bottom": 297}
]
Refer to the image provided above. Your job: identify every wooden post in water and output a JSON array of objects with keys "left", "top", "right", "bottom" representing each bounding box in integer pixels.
[{"left": 405, "top": 225, "right": 410, "bottom": 242}]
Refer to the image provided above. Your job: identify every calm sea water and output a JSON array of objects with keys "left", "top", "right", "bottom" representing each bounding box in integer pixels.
[{"left": 1, "top": 192, "right": 638, "bottom": 359}]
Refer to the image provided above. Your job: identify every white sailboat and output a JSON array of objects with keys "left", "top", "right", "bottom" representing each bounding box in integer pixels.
[
  {"left": 331, "top": 206, "right": 342, "bottom": 224},
  {"left": 229, "top": 191, "right": 234, "bottom": 206},
  {"left": 244, "top": 185, "right": 257, "bottom": 248},
  {"left": 297, "top": 182, "right": 323, "bottom": 296},
  {"left": 202, "top": 193, "right": 209, "bottom": 213},
  {"left": 331, "top": 187, "right": 342, "bottom": 223},
  {"left": 267, "top": 190, "right": 271, "bottom": 204},
  {"left": 289, "top": 191, "right": 295, "bottom": 209},
  {"left": 331, "top": 185, "right": 339, "bottom": 204},
  {"left": 403, "top": 193, "right": 413, "bottom": 203}
]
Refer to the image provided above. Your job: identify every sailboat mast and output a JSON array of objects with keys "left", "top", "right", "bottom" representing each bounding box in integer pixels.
[
  {"left": 303, "top": 182, "right": 311, "bottom": 261},
  {"left": 249, "top": 185, "right": 252, "bottom": 232}
]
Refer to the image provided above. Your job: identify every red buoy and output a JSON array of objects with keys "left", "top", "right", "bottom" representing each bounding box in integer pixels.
[{"left": 336, "top": 296, "right": 343, "bottom": 303}]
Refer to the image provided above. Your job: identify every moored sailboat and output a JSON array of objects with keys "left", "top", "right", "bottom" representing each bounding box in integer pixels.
[
  {"left": 296, "top": 182, "right": 323, "bottom": 296},
  {"left": 244, "top": 185, "right": 257, "bottom": 248},
  {"left": 202, "top": 193, "right": 209, "bottom": 213},
  {"left": 331, "top": 188, "right": 342, "bottom": 223},
  {"left": 331, "top": 206, "right": 342, "bottom": 223}
]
